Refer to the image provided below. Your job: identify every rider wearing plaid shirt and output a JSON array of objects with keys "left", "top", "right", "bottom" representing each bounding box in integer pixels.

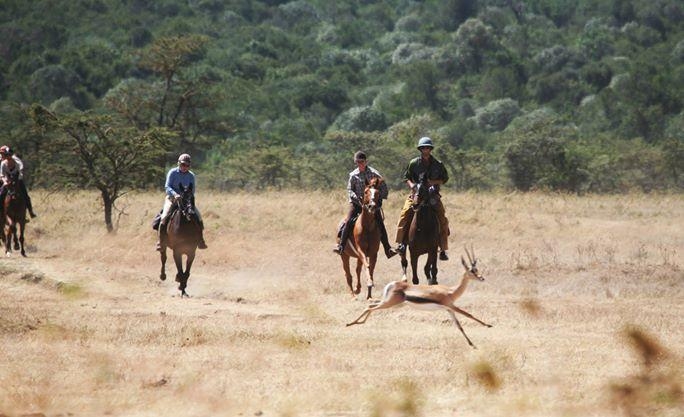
[{"left": 333, "top": 151, "right": 397, "bottom": 259}]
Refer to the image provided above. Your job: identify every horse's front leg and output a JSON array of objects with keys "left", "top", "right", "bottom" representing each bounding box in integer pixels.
[
  {"left": 18, "top": 221, "right": 25, "bottom": 257},
  {"left": 354, "top": 258, "right": 363, "bottom": 295},
  {"left": 12, "top": 226, "right": 19, "bottom": 251},
  {"left": 366, "top": 254, "right": 378, "bottom": 300},
  {"left": 173, "top": 251, "right": 189, "bottom": 297},
  {"left": 341, "top": 254, "right": 354, "bottom": 297},
  {"left": 426, "top": 250, "right": 438, "bottom": 285},
  {"left": 183, "top": 250, "right": 195, "bottom": 288},
  {"left": 4, "top": 228, "right": 12, "bottom": 257},
  {"left": 410, "top": 252, "right": 420, "bottom": 285},
  {"left": 400, "top": 252, "right": 408, "bottom": 282},
  {"left": 159, "top": 248, "right": 167, "bottom": 281}
]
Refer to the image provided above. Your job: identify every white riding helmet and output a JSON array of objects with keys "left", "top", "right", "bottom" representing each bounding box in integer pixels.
[{"left": 178, "top": 153, "right": 191, "bottom": 165}]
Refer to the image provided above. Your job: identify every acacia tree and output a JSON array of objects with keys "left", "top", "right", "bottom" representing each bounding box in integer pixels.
[
  {"left": 104, "top": 34, "right": 213, "bottom": 143},
  {"left": 29, "top": 104, "right": 173, "bottom": 232}
]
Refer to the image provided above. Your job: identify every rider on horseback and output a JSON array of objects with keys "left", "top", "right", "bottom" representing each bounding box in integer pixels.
[
  {"left": 395, "top": 137, "right": 450, "bottom": 261},
  {"left": 0, "top": 145, "right": 37, "bottom": 218},
  {"left": 333, "top": 151, "right": 397, "bottom": 259},
  {"left": 156, "top": 153, "right": 208, "bottom": 251}
]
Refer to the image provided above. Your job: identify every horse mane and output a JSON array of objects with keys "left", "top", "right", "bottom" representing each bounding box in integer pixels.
[{"left": 367, "top": 176, "right": 383, "bottom": 188}]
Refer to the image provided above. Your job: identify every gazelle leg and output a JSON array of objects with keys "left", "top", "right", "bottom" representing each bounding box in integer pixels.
[
  {"left": 346, "top": 282, "right": 406, "bottom": 326},
  {"left": 451, "top": 305, "right": 493, "bottom": 327},
  {"left": 346, "top": 308, "right": 373, "bottom": 326},
  {"left": 447, "top": 310, "right": 475, "bottom": 348}
]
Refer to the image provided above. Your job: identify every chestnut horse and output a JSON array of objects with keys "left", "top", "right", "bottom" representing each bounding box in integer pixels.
[
  {"left": 2, "top": 173, "right": 27, "bottom": 257},
  {"left": 159, "top": 185, "right": 202, "bottom": 297},
  {"left": 400, "top": 173, "right": 439, "bottom": 285},
  {"left": 339, "top": 177, "right": 383, "bottom": 299}
]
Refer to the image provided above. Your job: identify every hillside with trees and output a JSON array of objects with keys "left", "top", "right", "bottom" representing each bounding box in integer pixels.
[{"left": 2, "top": 0, "right": 683, "bottom": 194}]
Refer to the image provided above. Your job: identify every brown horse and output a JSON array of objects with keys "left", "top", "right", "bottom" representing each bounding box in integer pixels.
[
  {"left": 400, "top": 173, "right": 439, "bottom": 285},
  {"left": 340, "top": 177, "right": 383, "bottom": 299},
  {"left": 159, "top": 185, "right": 202, "bottom": 297},
  {"left": 2, "top": 173, "right": 27, "bottom": 257}
]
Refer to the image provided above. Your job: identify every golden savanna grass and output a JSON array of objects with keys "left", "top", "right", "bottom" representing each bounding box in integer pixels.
[{"left": 0, "top": 189, "right": 682, "bottom": 417}]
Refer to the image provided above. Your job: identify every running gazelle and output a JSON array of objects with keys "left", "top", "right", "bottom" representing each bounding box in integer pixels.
[{"left": 346, "top": 246, "right": 492, "bottom": 348}]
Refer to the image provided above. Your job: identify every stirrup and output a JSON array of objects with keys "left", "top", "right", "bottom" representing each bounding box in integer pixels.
[
  {"left": 396, "top": 243, "right": 406, "bottom": 255},
  {"left": 332, "top": 244, "right": 344, "bottom": 254}
]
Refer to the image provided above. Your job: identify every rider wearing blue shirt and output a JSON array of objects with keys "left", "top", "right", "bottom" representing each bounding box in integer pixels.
[{"left": 156, "top": 153, "right": 208, "bottom": 250}]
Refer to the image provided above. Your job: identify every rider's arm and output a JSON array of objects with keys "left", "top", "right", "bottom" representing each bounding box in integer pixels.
[
  {"left": 347, "top": 173, "right": 361, "bottom": 206},
  {"left": 403, "top": 160, "right": 417, "bottom": 191},
  {"left": 165, "top": 169, "right": 180, "bottom": 199},
  {"left": 0, "top": 161, "right": 8, "bottom": 185},
  {"left": 13, "top": 156, "right": 24, "bottom": 180}
]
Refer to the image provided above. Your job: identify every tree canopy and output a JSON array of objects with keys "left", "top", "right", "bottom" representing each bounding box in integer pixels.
[{"left": 1, "top": 0, "right": 682, "bottom": 196}]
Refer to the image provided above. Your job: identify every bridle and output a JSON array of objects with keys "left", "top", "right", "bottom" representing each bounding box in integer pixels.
[
  {"left": 175, "top": 188, "right": 196, "bottom": 222},
  {"left": 363, "top": 185, "right": 379, "bottom": 214}
]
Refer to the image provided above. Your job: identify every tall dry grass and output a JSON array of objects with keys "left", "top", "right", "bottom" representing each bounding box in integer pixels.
[{"left": 0, "top": 189, "right": 682, "bottom": 417}]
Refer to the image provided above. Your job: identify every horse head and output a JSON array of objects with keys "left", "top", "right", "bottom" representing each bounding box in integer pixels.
[
  {"left": 412, "top": 173, "right": 431, "bottom": 211},
  {"left": 363, "top": 177, "right": 382, "bottom": 215},
  {"left": 177, "top": 185, "right": 196, "bottom": 221},
  {"left": 3, "top": 172, "right": 21, "bottom": 200}
]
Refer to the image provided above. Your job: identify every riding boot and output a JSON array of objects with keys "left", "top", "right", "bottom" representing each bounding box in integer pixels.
[
  {"left": 197, "top": 220, "right": 208, "bottom": 249},
  {"left": 333, "top": 220, "right": 352, "bottom": 254},
  {"left": 26, "top": 197, "right": 36, "bottom": 218},
  {"left": 18, "top": 182, "right": 36, "bottom": 217},
  {"left": 376, "top": 216, "right": 397, "bottom": 259}
]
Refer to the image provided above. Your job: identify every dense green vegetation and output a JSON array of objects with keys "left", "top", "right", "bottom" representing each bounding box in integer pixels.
[{"left": 2, "top": 0, "right": 683, "bottom": 194}]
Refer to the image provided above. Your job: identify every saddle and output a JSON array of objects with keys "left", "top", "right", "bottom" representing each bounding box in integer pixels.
[
  {"left": 151, "top": 205, "right": 189, "bottom": 231},
  {"left": 336, "top": 213, "right": 359, "bottom": 238},
  {"left": 151, "top": 210, "right": 162, "bottom": 230}
]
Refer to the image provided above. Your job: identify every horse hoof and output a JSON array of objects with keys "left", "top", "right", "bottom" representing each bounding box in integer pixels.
[
  {"left": 412, "top": 277, "right": 418, "bottom": 285},
  {"left": 160, "top": 274, "right": 166, "bottom": 281}
]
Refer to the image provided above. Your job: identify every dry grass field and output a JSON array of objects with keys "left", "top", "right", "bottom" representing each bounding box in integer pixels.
[{"left": 0, "top": 189, "right": 682, "bottom": 417}]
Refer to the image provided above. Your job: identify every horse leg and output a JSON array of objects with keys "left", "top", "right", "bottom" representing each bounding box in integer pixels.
[
  {"left": 410, "top": 252, "right": 420, "bottom": 285},
  {"left": 366, "top": 254, "right": 378, "bottom": 300},
  {"left": 341, "top": 254, "right": 354, "bottom": 297},
  {"left": 173, "top": 251, "right": 189, "bottom": 297},
  {"left": 173, "top": 251, "right": 184, "bottom": 283},
  {"left": 400, "top": 252, "right": 409, "bottom": 282},
  {"left": 426, "top": 250, "right": 438, "bottom": 285},
  {"left": 431, "top": 250, "right": 438, "bottom": 284},
  {"left": 18, "top": 221, "right": 25, "bottom": 257},
  {"left": 12, "top": 226, "right": 19, "bottom": 250},
  {"left": 180, "top": 250, "right": 195, "bottom": 298},
  {"left": 4, "top": 226, "right": 12, "bottom": 257},
  {"left": 159, "top": 248, "right": 167, "bottom": 281},
  {"left": 354, "top": 258, "right": 362, "bottom": 295}
]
